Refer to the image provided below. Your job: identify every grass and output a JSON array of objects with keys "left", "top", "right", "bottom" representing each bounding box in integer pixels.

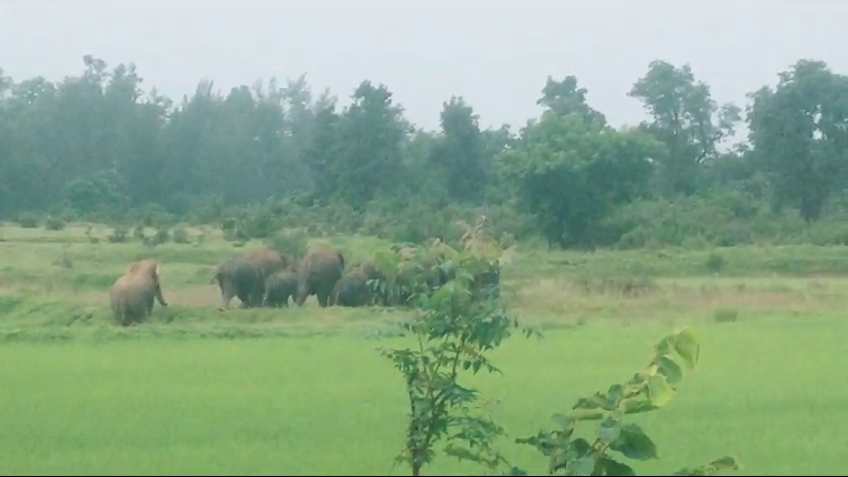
[
  {"left": 1, "top": 221, "right": 847, "bottom": 474},
  {"left": 1, "top": 318, "right": 845, "bottom": 475}
]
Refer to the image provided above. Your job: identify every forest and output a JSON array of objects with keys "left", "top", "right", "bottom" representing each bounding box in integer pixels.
[{"left": 1, "top": 56, "right": 847, "bottom": 249}]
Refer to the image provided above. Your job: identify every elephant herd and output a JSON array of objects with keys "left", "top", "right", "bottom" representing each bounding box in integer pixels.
[
  {"left": 108, "top": 246, "right": 407, "bottom": 326},
  {"left": 211, "top": 247, "right": 355, "bottom": 309}
]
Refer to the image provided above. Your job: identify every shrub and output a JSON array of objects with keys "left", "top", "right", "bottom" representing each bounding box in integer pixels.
[
  {"left": 385, "top": 300, "right": 741, "bottom": 476},
  {"left": 265, "top": 228, "right": 310, "bottom": 262},
  {"left": 171, "top": 227, "right": 190, "bottom": 244},
  {"left": 704, "top": 253, "right": 726, "bottom": 274},
  {"left": 16, "top": 213, "right": 39, "bottom": 228},
  {"left": 380, "top": 242, "right": 533, "bottom": 476},
  {"left": 107, "top": 226, "right": 129, "bottom": 243},
  {"left": 511, "top": 328, "right": 738, "bottom": 476},
  {"left": 44, "top": 216, "right": 67, "bottom": 231}
]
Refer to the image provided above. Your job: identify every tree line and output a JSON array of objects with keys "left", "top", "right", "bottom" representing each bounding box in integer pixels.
[{"left": 1, "top": 56, "right": 847, "bottom": 249}]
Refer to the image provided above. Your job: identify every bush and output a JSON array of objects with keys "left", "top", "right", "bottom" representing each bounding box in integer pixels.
[
  {"left": 149, "top": 226, "right": 170, "bottom": 246},
  {"left": 382, "top": 264, "right": 741, "bottom": 477},
  {"left": 511, "top": 328, "right": 739, "bottom": 476},
  {"left": 265, "top": 228, "right": 309, "bottom": 262},
  {"left": 380, "top": 241, "right": 531, "bottom": 476},
  {"left": 16, "top": 213, "right": 39, "bottom": 228},
  {"left": 172, "top": 227, "right": 191, "bottom": 244},
  {"left": 704, "top": 253, "right": 726, "bottom": 274},
  {"left": 44, "top": 216, "right": 67, "bottom": 231},
  {"left": 108, "top": 226, "right": 129, "bottom": 243}
]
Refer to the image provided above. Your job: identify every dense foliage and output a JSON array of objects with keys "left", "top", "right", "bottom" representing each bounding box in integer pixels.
[{"left": 2, "top": 56, "right": 847, "bottom": 248}]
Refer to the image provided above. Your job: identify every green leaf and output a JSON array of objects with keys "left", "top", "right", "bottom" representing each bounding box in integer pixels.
[
  {"left": 609, "top": 423, "right": 659, "bottom": 461},
  {"left": 596, "top": 456, "right": 636, "bottom": 476},
  {"left": 566, "top": 455, "right": 597, "bottom": 476},
  {"left": 597, "top": 416, "right": 622, "bottom": 445},
  {"left": 569, "top": 408, "right": 607, "bottom": 421},
  {"left": 672, "top": 455, "right": 740, "bottom": 476},
  {"left": 569, "top": 437, "right": 593, "bottom": 456},
  {"left": 573, "top": 391, "right": 618, "bottom": 412},
  {"left": 552, "top": 413, "right": 571, "bottom": 427},
  {"left": 472, "top": 359, "right": 482, "bottom": 373},
  {"left": 443, "top": 443, "right": 482, "bottom": 464},
  {"left": 657, "top": 355, "right": 683, "bottom": 385},
  {"left": 621, "top": 398, "right": 657, "bottom": 415},
  {"left": 672, "top": 328, "right": 701, "bottom": 370},
  {"left": 646, "top": 374, "right": 677, "bottom": 408},
  {"left": 606, "top": 384, "right": 624, "bottom": 404}
]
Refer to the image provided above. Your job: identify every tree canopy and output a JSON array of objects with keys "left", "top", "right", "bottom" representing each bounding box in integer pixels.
[{"left": 1, "top": 56, "right": 847, "bottom": 249}]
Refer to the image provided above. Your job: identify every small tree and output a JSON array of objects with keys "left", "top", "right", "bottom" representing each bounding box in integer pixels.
[
  {"left": 511, "top": 328, "right": 739, "bottom": 476},
  {"left": 380, "top": 234, "right": 532, "bottom": 476}
]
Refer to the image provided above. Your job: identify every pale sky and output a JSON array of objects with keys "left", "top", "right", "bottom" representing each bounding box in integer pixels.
[{"left": 1, "top": 0, "right": 845, "bottom": 135}]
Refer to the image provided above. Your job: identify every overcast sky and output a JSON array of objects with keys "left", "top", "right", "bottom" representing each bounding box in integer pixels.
[{"left": 1, "top": 0, "right": 845, "bottom": 134}]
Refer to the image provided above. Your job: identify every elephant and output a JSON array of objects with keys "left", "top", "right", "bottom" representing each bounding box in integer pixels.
[
  {"left": 244, "top": 248, "right": 292, "bottom": 277},
  {"left": 262, "top": 269, "right": 298, "bottom": 307},
  {"left": 354, "top": 260, "right": 388, "bottom": 305},
  {"left": 213, "top": 248, "right": 294, "bottom": 310},
  {"left": 332, "top": 269, "right": 370, "bottom": 307},
  {"left": 296, "top": 248, "right": 346, "bottom": 307},
  {"left": 109, "top": 259, "right": 168, "bottom": 326},
  {"left": 212, "top": 258, "right": 265, "bottom": 309},
  {"left": 390, "top": 257, "right": 449, "bottom": 307}
]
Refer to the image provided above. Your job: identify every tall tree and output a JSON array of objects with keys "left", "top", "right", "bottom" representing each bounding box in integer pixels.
[
  {"left": 429, "top": 96, "right": 489, "bottom": 203},
  {"left": 538, "top": 75, "right": 607, "bottom": 127},
  {"left": 500, "top": 77, "right": 662, "bottom": 248},
  {"left": 302, "top": 102, "right": 344, "bottom": 204},
  {"left": 335, "top": 81, "right": 409, "bottom": 210},
  {"left": 748, "top": 59, "right": 848, "bottom": 221},
  {"left": 629, "top": 60, "right": 741, "bottom": 196}
]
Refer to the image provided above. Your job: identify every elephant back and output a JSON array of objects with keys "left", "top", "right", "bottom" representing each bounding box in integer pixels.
[{"left": 245, "top": 248, "right": 292, "bottom": 277}]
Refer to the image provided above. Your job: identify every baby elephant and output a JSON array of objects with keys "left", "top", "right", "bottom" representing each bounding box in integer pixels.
[
  {"left": 333, "top": 270, "right": 370, "bottom": 307},
  {"left": 262, "top": 270, "right": 298, "bottom": 307}
]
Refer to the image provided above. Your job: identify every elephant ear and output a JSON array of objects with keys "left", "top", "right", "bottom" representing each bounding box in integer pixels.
[{"left": 153, "top": 263, "right": 162, "bottom": 281}]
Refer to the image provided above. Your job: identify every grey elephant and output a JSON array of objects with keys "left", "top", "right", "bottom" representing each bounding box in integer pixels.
[
  {"left": 354, "top": 260, "right": 388, "bottom": 305},
  {"left": 213, "top": 248, "right": 293, "bottom": 310},
  {"left": 333, "top": 269, "right": 370, "bottom": 307},
  {"left": 245, "top": 248, "right": 292, "bottom": 277},
  {"left": 109, "top": 259, "right": 168, "bottom": 326},
  {"left": 212, "top": 258, "right": 264, "bottom": 309},
  {"left": 296, "top": 248, "right": 345, "bottom": 307},
  {"left": 262, "top": 269, "right": 298, "bottom": 307},
  {"left": 390, "top": 257, "right": 449, "bottom": 307}
]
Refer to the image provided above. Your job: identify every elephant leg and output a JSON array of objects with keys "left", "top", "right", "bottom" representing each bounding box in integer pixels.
[
  {"left": 261, "top": 285, "right": 272, "bottom": 307},
  {"left": 315, "top": 287, "right": 335, "bottom": 308},
  {"left": 296, "top": 281, "right": 310, "bottom": 306},
  {"left": 220, "top": 281, "right": 235, "bottom": 310},
  {"left": 250, "top": 289, "right": 264, "bottom": 308}
]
